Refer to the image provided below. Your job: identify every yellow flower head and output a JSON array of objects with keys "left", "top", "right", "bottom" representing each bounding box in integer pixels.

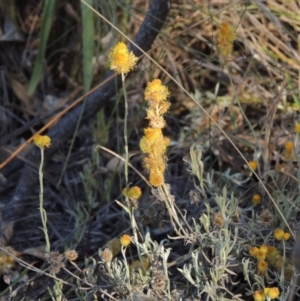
[
  {"left": 295, "top": 122, "right": 300, "bottom": 133},
  {"left": 108, "top": 42, "right": 138, "bottom": 74},
  {"left": 248, "top": 160, "right": 258, "bottom": 171},
  {"left": 249, "top": 246, "right": 259, "bottom": 258},
  {"left": 120, "top": 234, "right": 131, "bottom": 247},
  {"left": 122, "top": 186, "right": 142, "bottom": 200},
  {"left": 144, "top": 127, "right": 162, "bottom": 140},
  {"left": 274, "top": 228, "right": 285, "bottom": 240},
  {"left": 252, "top": 194, "right": 261, "bottom": 205},
  {"left": 266, "top": 246, "right": 278, "bottom": 258},
  {"left": 217, "top": 22, "right": 236, "bottom": 61},
  {"left": 256, "top": 249, "right": 267, "bottom": 261},
  {"left": 144, "top": 79, "right": 170, "bottom": 105},
  {"left": 264, "top": 287, "right": 280, "bottom": 299},
  {"left": 283, "top": 232, "right": 291, "bottom": 241},
  {"left": 33, "top": 135, "right": 51, "bottom": 148},
  {"left": 253, "top": 290, "right": 266, "bottom": 301},
  {"left": 257, "top": 260, "right": 268, "bottom": 274},
  {"left": 284, "top": 141, "right": 294, "bottom": 152},
  {"left": 149, "top": 170, "right": 164, "bottom": 187},
  {"left": 260, "top": 244, "right": 268, "bottom": 254}
]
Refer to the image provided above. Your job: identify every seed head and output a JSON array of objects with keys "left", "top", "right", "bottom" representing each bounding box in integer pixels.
[
  {"left": 212, "top": 212, "right": 224, "bottom": 227},
  {"left": 64, "top": 249, "right": 78, "bottom": 261},
  {"left": 100, "top": 248, "right": 113, "bottom": 263}
]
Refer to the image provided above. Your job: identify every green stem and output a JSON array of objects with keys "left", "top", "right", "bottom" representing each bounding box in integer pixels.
[{"left": 39, "top": 147, "right": 51, "bottom": 253}]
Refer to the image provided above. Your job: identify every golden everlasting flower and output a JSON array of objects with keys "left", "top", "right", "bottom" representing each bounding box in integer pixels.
[
  {"left": 257, "top": 260, "right": 268, "bottom": 274},
  {"left": 144, "top": 79, "right": 170, "bottom": 105},
  {"left": 252, "top": 194, "right": 261, "bottom": 205},
  {"left": 260, "top": 244, "right": 268, "bottom": 254},
  {"left": 253, "top": 290, "right": 266, "bottom": 301},
  {"left": 283, "top": 232, "right": 291, "bottom": 241},
  {"left": 122, "top": 186, "right": 142, "bottom": 200},
  {"left": 217, "top": 22, "right": 236, "bottom": 62},
  {"left": 248, "top": 160, "right": 258, "bottom": 171},
  {"left": 33, "top": 135, "right": 51, "bottom": 148},
  {"left": 108, "top": 42, "right": 138, "bottom": 74},
  {"left": 149, "top": 171, "right": 164, "bottom": 187},
  {"left": 266, "top": 246, "right": 278, "bottom": 258},
  {"left": 120, "top": 234, "right": 131, "bottom": 247},
  {"left": 284, "top": 141, "right": 294, "bottom": 152},
  {"left": 256, "top": 249, "right": 267, "bottom": 261},
  {"left": 295, "top": 123, "right": 300, "bottom": 133},
  {"left": 274, "top": 228, "right": 285, "bottom": 240},
  {"left": 249, "top": 246, "right": 259, "bottom": 258},
  {"left": 128, "top": 186, "right": 142, "bottom": 199},
  {"left": 264, "top": 287, "right": 280, "bottom": 299}
]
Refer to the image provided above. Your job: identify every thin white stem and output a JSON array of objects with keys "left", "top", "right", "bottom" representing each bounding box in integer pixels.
[
  {"left": 121, "top": 72, "right": 143, "bottom": 271},
  {"left": 38, "top": 147, "right": 51, "bottom": 253}
]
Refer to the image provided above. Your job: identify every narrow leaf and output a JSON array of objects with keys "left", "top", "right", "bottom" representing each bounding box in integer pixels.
[{"left": 27, "top": 0, "right": 56, "bottom": 96}]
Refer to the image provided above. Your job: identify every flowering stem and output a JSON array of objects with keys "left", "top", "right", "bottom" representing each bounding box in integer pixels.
[
  {"left": 121, "top": 246, "right": 131, "bottom": 289},
  {"left": 38, "top": 147, "right": 51, "bottom": 253},
  {"left": 121, "top": 72, "right": 129, "bottom": 194},
  {"left": 121, "top": 72, "right": 143, "bottom": 269}
]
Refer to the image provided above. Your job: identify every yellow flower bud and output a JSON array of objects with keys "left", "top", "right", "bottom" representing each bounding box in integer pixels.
[
  {"left": 120, "top": 234, "right": 131, "bottom": 247},
  {"left": 33, "top": 135, "right": 51, "bottom": 148}
]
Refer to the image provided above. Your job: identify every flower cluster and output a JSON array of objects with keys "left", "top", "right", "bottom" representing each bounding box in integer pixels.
[
  {"left": 140, "top": 79, "right": 170, "bottom": 187},
  {"left": 250, "top": 243, "right": 293, "bottom": 280},
  {"left": 274, "top": 228, "right": 290, "bottom": 241},
  {"left": 122, "top": 186, "right": 142, "bottom": 209},
  {"left": 217, "top": 22, "right": 236, "bottom": 62},
  {"left": 108, "top": 42, "right": 138, "bottom": 74},
  {"left": 122, "top": 186, "right": 142, "bottom": 200},
  {"left": 253, "top": 287, "right": 280, "bottom": 301},
  {"left": 249, "top": 244, "right": 269, "bottom": 275}
]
